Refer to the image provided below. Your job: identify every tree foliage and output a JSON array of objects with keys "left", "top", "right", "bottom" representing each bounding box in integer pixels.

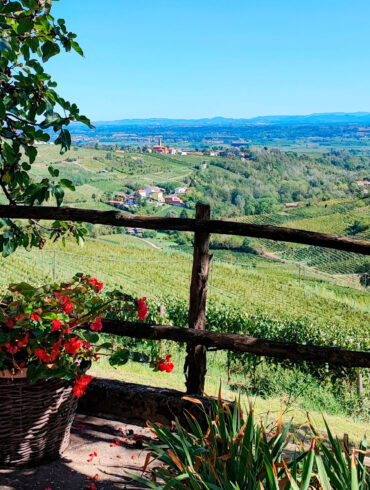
[{"left": 0, "top": 0, "right": 92, "bottom": 256}]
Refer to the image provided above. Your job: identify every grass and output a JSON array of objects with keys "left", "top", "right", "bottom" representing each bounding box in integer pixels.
[{"left": 89, "top": 354, "right": 369, "bottom": 445}]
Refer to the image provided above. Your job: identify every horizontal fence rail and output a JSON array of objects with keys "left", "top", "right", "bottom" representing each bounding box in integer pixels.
[
  {"left": 83, "top": 319, "right": 370, "bottom": 368},
  {"left": 1, "top": 201, "right": 369, "bottom": 394},
  {"left": 0, "top": 204, "right": 369, "bottom": 254}
]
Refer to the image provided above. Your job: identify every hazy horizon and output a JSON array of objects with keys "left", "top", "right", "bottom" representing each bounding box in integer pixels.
[{"left": 48, "top": 0, "right": 370, "bottom": 121}]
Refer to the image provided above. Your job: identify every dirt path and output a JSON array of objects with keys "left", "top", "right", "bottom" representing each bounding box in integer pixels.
[{"left": 129, "top": 235, "right": 161, "bottom": 250}]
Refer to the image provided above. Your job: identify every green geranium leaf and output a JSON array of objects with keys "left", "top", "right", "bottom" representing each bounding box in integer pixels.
[{"left": 109, "top": 349, "right": 130, "bottom": 367}]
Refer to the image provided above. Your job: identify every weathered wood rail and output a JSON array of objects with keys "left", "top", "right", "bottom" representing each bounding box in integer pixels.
[
  {"left": 0, "top": 204, "right": 369, "bottom": 254},
  {"left": 1, "top": 202, "right": 369, "bottom": 394},
  {"left": 84, "top": 319, "right": 370, "bottom": 368}
]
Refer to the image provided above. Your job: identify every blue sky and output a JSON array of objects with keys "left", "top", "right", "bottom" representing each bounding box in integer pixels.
[{"left": 49, "top": 0, "right": 370, "bottom": 121}]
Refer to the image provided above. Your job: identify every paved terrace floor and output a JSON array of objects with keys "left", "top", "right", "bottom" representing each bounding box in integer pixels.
[{"left": 0, "top": 415, "right": 151, "bottom": 490}]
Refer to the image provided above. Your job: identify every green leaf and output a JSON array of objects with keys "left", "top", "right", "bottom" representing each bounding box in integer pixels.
[
  {"left": 109, "top": 349, "right": 130, "bottom": 366},
  {"left": 99, "top": 342, "right": 113, "bottom": 350},
  {"left": 1, "top": 239, "right": 16, "bottom": 257},
  {"left": 1, "top": 2, "right": 23, "bottom": 13},
  {"left": 48, "top": 166, "right": 59, "bottom": 177},
  {"left": 70, "top": 40, "right": 84, "bottom": 57},
  {"left": 315, "top": 453, "right": 332, "bottom": 490},
  {"left": 59, "top": 179, "right": 75, "bottom": 191},
  {"left": 25, "top": 146, "right": 37, "bottom": 164},
  {"left": 53, "top": 185, "right": 64, "bottom": 207},
  {"left": 41, "top": 41, "right": 60, "bottom": 62},
  {"left": 16, "top": 17, "right": 33, "bottom": 35}
]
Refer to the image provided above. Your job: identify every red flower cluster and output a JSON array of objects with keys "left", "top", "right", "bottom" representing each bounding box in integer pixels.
[
  {"left": 54, "top": 292, "right": 74, "bottom": 315},
  {"left": 35, "top": 340, "right": 61, "bottom": 364},
  {"left": 51, "top": 319, "right": 63, "bottom": 332},
  {"left": 5, "top": 342, "right": 19, "bottom": 355},
  {"left": 64, "top": 336, "right": 83, "bottom": 355},
  {"left": 35, "top": 348, "right": 50, "bottom": 363},
  {"left": 64, "top": 301, "right": 74, "bottom": 315},
  {"left": 89, "top": 277, "right": 104, "bottom": 292},
  {"left": 73, "top": 374, "right": 93, "bottom": 397},
  {"left": 31, "top": 310, "right": 42, "bottom": 322},
  {"left": 137, "top": 297, "right": 148, "bottom": 321},
  {"left": 158, "top": 354, "right": 174, "bottom": 373},
  {"left": 90, "top": 318, "right": 102, "bottom": 332}
]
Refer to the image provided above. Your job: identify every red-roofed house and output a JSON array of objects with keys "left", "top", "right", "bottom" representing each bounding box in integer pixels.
[{"left": 165, "top": 195, "right": 185, "bottom": 207}]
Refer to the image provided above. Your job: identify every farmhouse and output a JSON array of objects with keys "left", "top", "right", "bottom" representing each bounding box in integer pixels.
[
  {"left": 285, "top": 202, "right": 299, "bottom": 208},
  {"left": 144, "top": 186, "right": 165, "bottom": 202},
  {"left": 165, "top": 195, "right": 185, "bottom": 207},
  {"left": 356, "top": 180, "right": 370, "bottom": 187},
  {"left": 174, "top": 186, "right": 188, "bottom": 194},
  {"left": 124, "top": 196, "right": 136, "bottom": 206},
  {"left": 136, "top": 189, "right": 147, "bottom": 198},
  {"left": 106, "top": 200, "right": 124, "bottom": 208}
]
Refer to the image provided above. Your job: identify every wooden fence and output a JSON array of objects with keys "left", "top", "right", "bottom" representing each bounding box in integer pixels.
[{"left": 1, "top": 203, "right": 369, "bottom": 394}]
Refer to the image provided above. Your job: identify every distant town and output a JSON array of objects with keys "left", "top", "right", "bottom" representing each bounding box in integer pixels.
[{"left": 106, "top": 184, "right": 187, "bottom": 211}]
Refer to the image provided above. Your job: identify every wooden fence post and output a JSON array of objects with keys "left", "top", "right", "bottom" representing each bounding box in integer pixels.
[{"left": 185, "top": 203, "right": 212, "bottom": 394}]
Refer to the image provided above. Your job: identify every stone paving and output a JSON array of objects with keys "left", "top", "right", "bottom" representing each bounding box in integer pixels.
[{"left": 0, "top": 415, "right": 152, "bottom": 490}]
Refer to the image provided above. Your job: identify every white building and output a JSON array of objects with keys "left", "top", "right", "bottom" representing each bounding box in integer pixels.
[{"left": 174, "top": 186, "right": 188, "bottom": 194}]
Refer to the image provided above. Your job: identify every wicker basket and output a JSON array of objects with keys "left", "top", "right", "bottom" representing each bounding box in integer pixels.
[{"left": 0, "top": 376, "right": 78, "bottom": 467}]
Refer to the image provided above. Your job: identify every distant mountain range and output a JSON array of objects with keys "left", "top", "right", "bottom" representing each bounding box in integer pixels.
[{"left": 92, "top": 112, "right": 370, "bottom": 127}]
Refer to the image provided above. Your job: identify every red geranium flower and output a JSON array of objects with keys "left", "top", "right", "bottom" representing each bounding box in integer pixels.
[
  {"left": 137, "top": 297, "right": 148, "bottom": 321},
  {"left": 5, "top": 318, "right": 14, "bottom": 328},
  {"left": 51, "top": 319, "right": 63, "bottom": 332},
  {"left": 89, "top": 277, "right": 104, "bottom": 292},
  {"left": 64, "top": 336, "right": 83, "bottom": 355},
  {"left": 5, "top": 342, "right": 19, "bottom": 355},
  {"left": 49, "top": 340, "right": 62, "bottom": 362},
  {"left": 90, "top": 318, "right": 102, "bottom": 332},
  {"left": 31, "top": 311, "right": 41, "bottom": 322},
  {"left": 63, "top": 301, "right": 74, "bottom": 315},
  {"left": 158, "top": 359, "right": 174, "bottom": 373},
  {"left": 73, "top": 374, "right": 93, "bottom": 398},
  {"left": 35, "top": 348, "right": 50, "bottom": 363},
  {"left": 17, "top": 332, "right": 29, "bottom": 348},
  {"left": 165, "top": 362, "right": 174, "bottom": 373}
]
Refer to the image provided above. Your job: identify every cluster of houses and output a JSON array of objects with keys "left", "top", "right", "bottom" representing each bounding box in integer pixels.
[
  {"left": 106, "top": 185, "right": 188, "bottom": 210},
  {"left": 356, "top": 180, "right": 370, "bottom": 195}
]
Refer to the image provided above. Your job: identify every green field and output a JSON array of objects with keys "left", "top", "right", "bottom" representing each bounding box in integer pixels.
[{"left": 1, "top": 234, "right": 368, "bottom": 343}]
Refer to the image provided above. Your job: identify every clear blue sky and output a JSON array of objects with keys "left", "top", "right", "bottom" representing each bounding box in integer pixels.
[{"left": 49, "top": 0, "right": 370, "bottom": 121}]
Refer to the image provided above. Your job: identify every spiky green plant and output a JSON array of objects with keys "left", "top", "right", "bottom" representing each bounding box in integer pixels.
[{"left": 131, "top": 396, "right": 369, "bottom": 489}]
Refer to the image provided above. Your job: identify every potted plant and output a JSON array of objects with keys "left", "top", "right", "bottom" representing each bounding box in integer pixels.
[{"left": 0, "top": 273, "right": 149, "bottom": 467}]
